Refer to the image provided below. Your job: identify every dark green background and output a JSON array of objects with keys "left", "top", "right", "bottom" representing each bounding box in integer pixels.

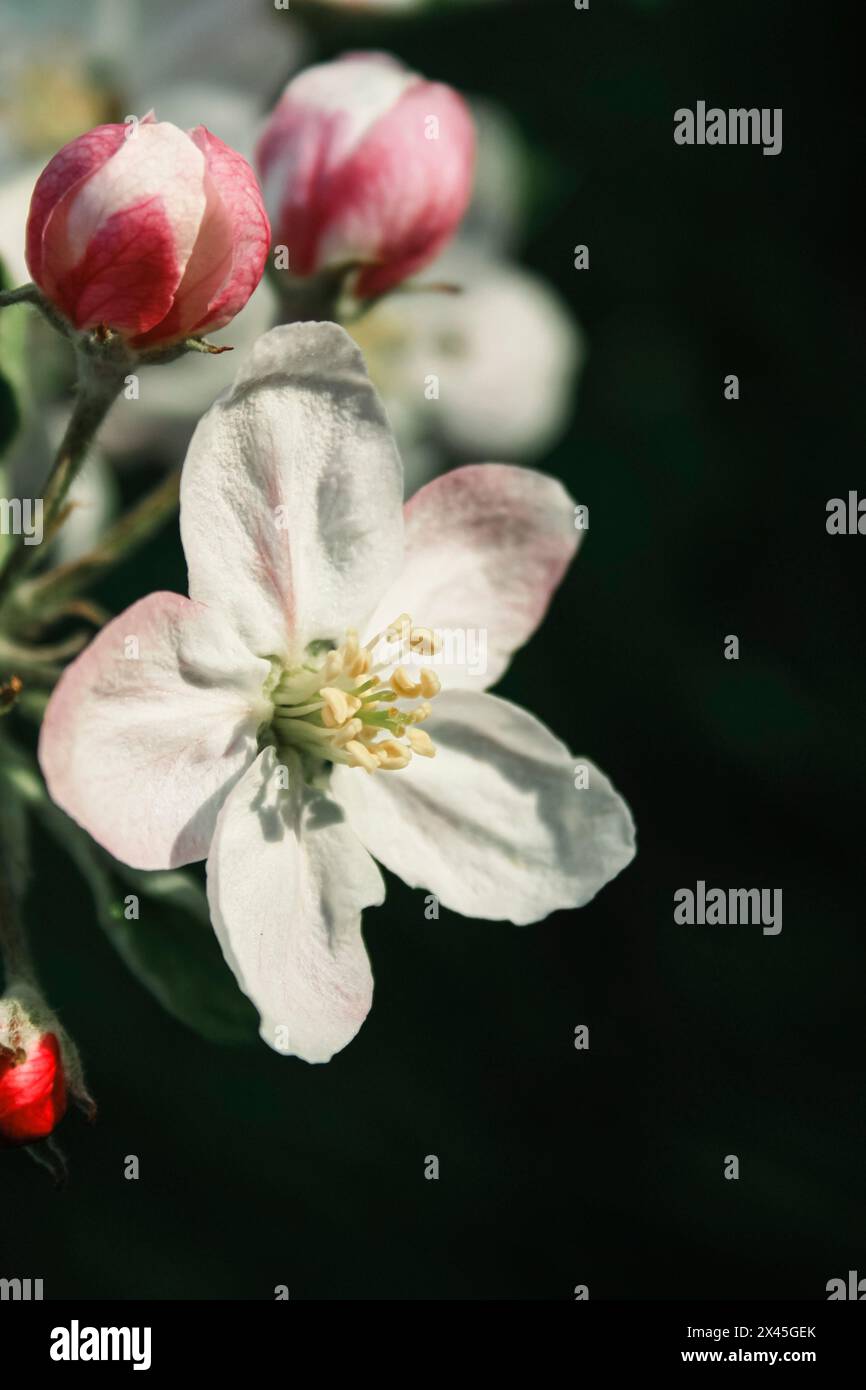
[{"left": 2, "top": 0, "right": 863, "bottom": 1299}]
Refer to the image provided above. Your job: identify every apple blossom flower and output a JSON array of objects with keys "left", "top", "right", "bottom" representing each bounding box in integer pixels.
[
  {"left": 256, "top": 53, "right": 475, "bottom": 299},
  {"left": 0, "top": 991, "right": 67, "bottom": 1145},
  {"left": 39, "top": 323, "right": 635, "bottom": 1063},
  {"left": 24, "top": 113, "right": 270, "bottom": 349}
]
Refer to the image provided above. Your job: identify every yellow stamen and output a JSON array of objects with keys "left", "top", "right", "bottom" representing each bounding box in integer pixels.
[
  {"left": 321, "top": 649, "right": 343, "bottom": 681},
  {"left": 332, "top": 717, "right": 363, "bottom": 747},
  {"left": 410, "top": 626, "right": 441, "bottom": 656},
  {"left": 375, "top": 740, "right": 412, "bottom": 770},
  {"left": 385, "top": 613, "right": 411, "bottom": 642},
  {"left": 407, "top": 728, "right": 436, "bottom": 758},
  {"left": 344, "top": 740, "right": 380, "bottom": 773},
  {"left": 320, "top": 687, "right": 362, "bottom": 727},
  {"left": 274, "top": 614, "right": 443, "bottom": 774},
  {"left": 407, "top": 702, "right": 432, "bottom": 724},
  {"left": 347, "top": 648, "right": 371, "bottom": 678},
  {"left": 391, "top": 666, "right": 421, "bottom": 698}
]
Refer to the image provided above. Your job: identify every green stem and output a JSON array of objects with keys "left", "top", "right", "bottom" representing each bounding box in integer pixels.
[
  {"left": 271, "top": 264, "right": 357, "bottom": 324},
  {"left": 12, "top": 467, "right": 181, "bottom": 625},
  {"left": 0, "top": 282, "right": 71, "bottom": 339},
  {"left": 0, "top": 840, "right": 36, "bottom": 988},
  {"left": 0, "top": 346, "right": 127, "bottom": 609}
]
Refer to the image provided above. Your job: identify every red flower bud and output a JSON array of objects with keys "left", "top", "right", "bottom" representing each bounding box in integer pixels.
[
  {"left": 257, "top": 53, "right": 475, "bottom": 298},
  {"left": 25, "top": 114, "right": 270, "bottom": 348},
  {"left": 0, "top": 1024, "right": 67, "bottom": 1147}
]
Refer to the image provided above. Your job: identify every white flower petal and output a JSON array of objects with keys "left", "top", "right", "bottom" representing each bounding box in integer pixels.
[
  {"left": 38, "top": 593, "right": 271, "bottom": 870},
  {"left": 206, "top": 747, "right": 385, "bottom": 1063},
  {"left": 364, "top": 463, "right": 579, "bottom": 691},
  {"left": 180, "top": 322, "right": 404, "bottom": 662},
  {"left": 331, "top": 690, "right": 635, "bottom": 924}
]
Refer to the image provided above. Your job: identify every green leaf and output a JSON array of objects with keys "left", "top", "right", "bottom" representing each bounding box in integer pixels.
[
  {"left": 107, "top": 863, "right": 258, "bottom": 1047},
  {"left": 5, "top": 754, "right": 257, "bottom": 1045}
]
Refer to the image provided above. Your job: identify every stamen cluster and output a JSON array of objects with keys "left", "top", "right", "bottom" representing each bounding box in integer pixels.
[{"left": 271, "top": 614, "right": 441, "bottom": 773}]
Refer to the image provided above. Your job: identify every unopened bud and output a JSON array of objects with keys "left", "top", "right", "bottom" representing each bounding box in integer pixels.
[{"left": 0, "top": 983, "right": 94, "bottom": 1148}]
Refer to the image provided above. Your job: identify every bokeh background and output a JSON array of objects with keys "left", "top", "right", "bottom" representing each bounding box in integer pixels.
[{"left": 1, "top": 0, "right": 863, "bottom": 1299}]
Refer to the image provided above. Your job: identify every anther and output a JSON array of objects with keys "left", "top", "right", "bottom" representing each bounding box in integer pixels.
[
  {"left": 410, "top": 626, "right": 441, "bottom": 656},
  {"left": 391, "top": 667, "right": 421, "bottom": 698},
  {"left": 344, "top": 740, "right": 380, "bottom": 773},
  {"left": 332, "top": 717, "right": 363, "bottom": 747},
  {"left": 385, "top": 613, "right": 411, "bottom": 642},
  {"left": 321, "top": 687, "right": 362, "bottom": 727},
  {"left": 375, "top": 740, "right": 412, "bottom": 770},
  {"left": 407, "top": 728, "right": 436, "bottom": 757},
  {"left": 321, "top": 649, "right": 343, "bottom": 681}
]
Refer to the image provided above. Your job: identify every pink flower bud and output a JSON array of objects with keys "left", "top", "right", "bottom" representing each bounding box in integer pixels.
[
  {"left": 0, "top": 996, "right": 67, "bottom": 1147},
  {"left": 25, "top": 115, "right": 271, "bottom": 348},
  {"left": 256, "top": 53, "right": 475, "bottom": 298}
]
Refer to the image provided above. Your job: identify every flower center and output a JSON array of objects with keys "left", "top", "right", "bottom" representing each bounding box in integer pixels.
[{"left": 269, "top": 614, "right": 441, "bottom": 775}]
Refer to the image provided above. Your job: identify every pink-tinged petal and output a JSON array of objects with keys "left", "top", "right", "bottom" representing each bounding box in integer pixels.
[
  {"left": 62, "top": 121, "right": 206, "bottom": 272},
  {"left": 133, "top": 127, "right": 270, "bottom": 348},
  {"left": 257, "top": 53, "right": 418, "bottom": 277},
  {"left": 332, "top": 82, "right": 475, "bottom": 298},
  {"left": 206, "top": 747, "right": 384, "bottom": 1063},
  {"left": 364, "top": 463, "right": 579, "bottom": 692},
  {"left": 260, "top": 52, "right": 417, "bottom": 176},
  {"left": 25, "top": 124, "right": 127, "bottom": 287},
  {"left": 49, "top": 197, "right": 185, "bottom": 336},
  {"left": 39, "top": 593, "right": 271, "bottom": 871},
  {"left": 332, "top": 690, "right": 635, "bottom": 925},
  {"left": 187, "top": 127, "right": 270, "bottom": 335},
  {"left": 258, "top": 106, "right": 348, "bottom": 278},
  {"left": 34, "top": 121, "right": 208, "bottom": 336},
  {"left": 257, "top": 53, "right": 474, "bottom": 293},
  {"left": 180, "top": 322, "right": 403, "bottom": 663}
]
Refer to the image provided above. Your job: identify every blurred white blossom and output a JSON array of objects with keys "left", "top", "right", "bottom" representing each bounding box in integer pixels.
[{"left": 351, "top": 240, "right": 584, "bottom": 489}]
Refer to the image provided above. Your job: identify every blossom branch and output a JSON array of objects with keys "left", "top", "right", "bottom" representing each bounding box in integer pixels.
[
  {"left": 0, "top": 281, "right": 72, "bottom": 339},
  {"left": 0, "top": 836, "right": 36, "bottom": 988},
  {"left": 0, "top": 336, "right": 129, "bottom": 610},
  {"left": 10, "top": 468, "right": 181, "bottom": 630}
]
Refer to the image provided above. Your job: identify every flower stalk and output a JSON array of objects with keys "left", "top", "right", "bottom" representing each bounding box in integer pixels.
[
  {"left": 0, "top": 328, "right": 129, "bottom": 611},
  {"left": 0, "top": 854, "right": 36, "bottom": 988},
  {"left": 9, "top": 467, "right": 181, "bottom": 631},
  {"left": 270, "top": 265, "right": 357, "bottom": 326}
]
